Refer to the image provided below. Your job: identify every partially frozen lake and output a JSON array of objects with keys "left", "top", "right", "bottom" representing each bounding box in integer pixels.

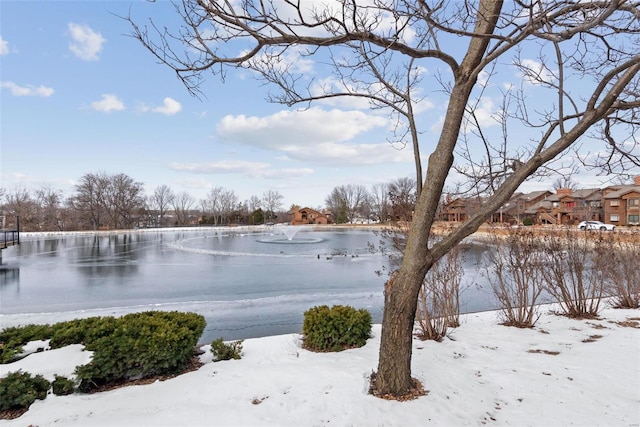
[{"left": 0, "top": 226, "right": 495, "bottom": 343}]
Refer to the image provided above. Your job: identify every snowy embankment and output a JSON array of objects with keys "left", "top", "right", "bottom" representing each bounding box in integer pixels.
[{"left": 1, "top": 303, "right": 638, "bottom": 426}]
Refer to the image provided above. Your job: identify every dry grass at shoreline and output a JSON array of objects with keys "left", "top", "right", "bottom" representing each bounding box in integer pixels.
[{"left": 19, "top": 221, "right": 639, "bottom": 246}]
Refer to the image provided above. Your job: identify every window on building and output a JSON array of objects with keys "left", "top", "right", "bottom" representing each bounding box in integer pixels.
[
  {"left": 629, "top": 215, "right": 639, "bottom": 225},
  {"left": 552, "top": 202, "right": 559, "bottom": 208},
  {"left": 610, "top": 200, "right": 620, "bottom": 206},
  {"left": 628, "top": 198, "right": 640, "bottom": 207},
  {"left": 610, "top": 214, "right": 620, "bottom": 222}
]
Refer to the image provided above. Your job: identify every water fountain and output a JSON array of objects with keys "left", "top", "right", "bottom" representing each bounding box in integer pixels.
[
  {"left": 281, "top": 226, "right": 301, "bottom": 241},
  {"left": 258, "top": 225, "right": 323, "bottom": 244}
]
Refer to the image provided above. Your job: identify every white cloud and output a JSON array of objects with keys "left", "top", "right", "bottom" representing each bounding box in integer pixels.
[
  {"left": 430, "top": 114, "right": 445, "bottom": 134},
  {"left": 215, "top": 107, "right": 414, "bottom": 166},
  {"left": 170, "top": 160, "right": 270, "bottom": 174},
  {"left": 258, "top": 168, "right": 315, "bottom": 179},
  {"left": 91, "top": 94, "right": 124, "bottom": 112},
  {"left": 218, "top": 107, "right": 387, "bottom": 145},
  {"left": 68, "top": 23, "right": 105, "bottom": 61},
  {"left": 282, "top": 141, "right": 412, "bottom": 165},
  {"left": 168, "top": 160, "right": 314, "bottom": 179},
  {"left": 468, "top": 97, "right": 500, "bottom": 128},
  {"left": 138, "top": 97, "right": 183, "bottom": 115},
  {"left": 477, "top": 70, "right": 490, "bottom": 87},
  {"left": 309, "top": 74, "right": 435, "bottom": 114},
  {"left": 1, "top": 81, "right": 54, "bottom": 97},
  {"left": 518, "top": 59, "right": 556, "bottom": 85},
  {"left": 0, "top": 36, "right": 9, "bottom": 55},
  {"left": 244, "top": 45, "right": 315, "bottom": 75},
  {"left": 153, "top": 97, "right": 182, "bottom": 115}
]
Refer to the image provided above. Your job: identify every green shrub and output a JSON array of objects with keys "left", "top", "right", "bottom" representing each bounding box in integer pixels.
[
  {"left": 0, "top": 371, "right": 50, "bottom": 411},
  {"left": 51, "top": 375, "right": 76, "bottom": 396},
  {"left": 522, "top": 217, "right": 534, "bottom": 226},
  {"left": 50, "top": 317, "right": 118, "bottom": 348},
  {"left": 75, "top": 311, "right": 206, "bottom": 391},
  {"left": 210, "top": 338, "right": 243, "bottom": 361},
  {"left": 302, "top": 305, "right": 372, "bottom": 352},
  {"left": 1, "top": 312, "right": 206, "bottom": 394},
  {"left": 0, "top": 324, "right": 54, "bottom": 363}
]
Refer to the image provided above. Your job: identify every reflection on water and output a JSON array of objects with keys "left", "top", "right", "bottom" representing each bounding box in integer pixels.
[
  {"left": 0, "top": 267, "right": 20, "bottom": 287},
  {"left": 0, "top": 228, "right": 498, "bottom": 342}
]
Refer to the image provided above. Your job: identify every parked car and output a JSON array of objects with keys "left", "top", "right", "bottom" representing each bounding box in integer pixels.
[{"left": 577, "top": 220, "right": 616, "bottom": 231}]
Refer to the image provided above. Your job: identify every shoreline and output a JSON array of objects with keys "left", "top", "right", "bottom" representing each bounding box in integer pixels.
[{"left": 1, "top": 302, "right": 638, "bottom": 426}]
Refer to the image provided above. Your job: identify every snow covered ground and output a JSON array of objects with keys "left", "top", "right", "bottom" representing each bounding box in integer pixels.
[{"left": 1, "top": 303, "right": 638, "bottom": 426}]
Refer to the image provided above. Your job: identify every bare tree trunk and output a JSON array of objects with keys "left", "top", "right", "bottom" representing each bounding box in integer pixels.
[
  {"left": 376, "top": 264, "right": 427, "bottom": 394},
  {"left": 375, "top": 0, "right": 503, "bottom": 397}
]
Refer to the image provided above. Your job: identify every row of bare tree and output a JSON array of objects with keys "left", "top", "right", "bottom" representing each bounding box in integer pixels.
[
  {"left": 0, "top": 172, "right": 283, "bottom": 232},
  {"left": 325, "top": 178, "right": 418, "bottom": 224},
  {"left": 415, "top": 227, "right": 640, "bottom": 342},
  {"left": 0, "top": 173, "right": 420, "bottom": 232}
]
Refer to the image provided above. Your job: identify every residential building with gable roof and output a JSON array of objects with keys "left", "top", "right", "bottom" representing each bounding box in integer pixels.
[
  {"left": 602, "top": 176, "right": 640, "bottom": 226},
  {"left": 289, "top": 207, "right": 333, "bottom": 225}
]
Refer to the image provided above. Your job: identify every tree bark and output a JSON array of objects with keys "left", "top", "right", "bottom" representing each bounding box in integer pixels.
[{"left": 375, "top": 0, "right": 504, "bottom": 397}]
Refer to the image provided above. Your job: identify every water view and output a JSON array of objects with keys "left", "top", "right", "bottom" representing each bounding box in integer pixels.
[{"left": 0, "top": 226, "right": 495, "bottom": 343}]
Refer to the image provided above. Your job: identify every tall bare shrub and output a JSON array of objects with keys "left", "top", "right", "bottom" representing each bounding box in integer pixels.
[
  {"left": 541, "top": 229, "right": 607, "bottom": 318},
  {"left": 603, "top": 231, "right": 640, "bottom": 309},
  {"left": 484, "top": 227, "right": 546, "bottom": 327},
  {"left": 415, "top": 245, "right": 463, "bottom": 341}
]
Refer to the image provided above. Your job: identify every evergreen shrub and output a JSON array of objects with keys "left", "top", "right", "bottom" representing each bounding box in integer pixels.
[
  {"left": 50, "top": 316, "right": 119, "bottom": 348},
  {"left": 302, "top": 305, "right": 372, "bottom": 352},
  {"left": 75, "top": 311, "right": 206, "bottom": 391},
  {"left": 0, "top": 371, "right": 50, "bottom": 411},
  {"left": 210, "top": 338, "right": 243, "bottom": 361},
  {"left": 51, "top": 375, "right": 76, "bottom": 396},
  {"left": 0, "top": 324, "right": 54, "bottom": 363}
]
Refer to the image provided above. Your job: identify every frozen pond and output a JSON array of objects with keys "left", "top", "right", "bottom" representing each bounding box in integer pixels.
[{"left": 0, "top": 226, "right": 495, "bottom": 343}]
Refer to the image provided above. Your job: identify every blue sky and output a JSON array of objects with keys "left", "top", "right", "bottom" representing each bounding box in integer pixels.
[{"left": 1, "top": 1, "right": 635, "bottom": 209}]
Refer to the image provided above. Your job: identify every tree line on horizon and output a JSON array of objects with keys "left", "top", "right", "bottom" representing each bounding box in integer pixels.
[{"left": 0, "top": 172, "right": 420, "bottom": 232}]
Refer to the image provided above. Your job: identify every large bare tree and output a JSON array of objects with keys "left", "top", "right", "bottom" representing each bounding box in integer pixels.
[
  {"left": 369, "top": 182, "right": 391, "bottom": 223},
  {"left": 151, "top": 184, "right": 175, "bottom": 227},
  {"left": 71, "top": 172, "right": 145, "bottom": 230},
  {"left": 130, "top": 0, "right": 640, "bottom": 397},
  {"left": 71, "top": 172, "right": 110, "bottom": 231},
  {"left": 172, "top": 191, "right": 196, "bottom": 226},
  {"left": 325, "top": 184, "right": 369, "bottom": 223},
  {"left": 3, "top": 186, "right": 36, "bottom": 230},
  {"left": 262, "top": 189, "right": 284, "bottom": 221},
  {"left": 33, "top": 185, "right": 63, "bottom": 231}
]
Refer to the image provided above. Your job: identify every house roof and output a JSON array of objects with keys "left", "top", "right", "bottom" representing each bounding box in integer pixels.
[
  {"left": 571, "top": 188, "right": 602, "bottom": 199},
  {"left": 442, "top": 196, "right": 486, "bottom": 209},
  {"left": 546, "top": 188, "right": 600, "bottom": 201},
  {"left": 512, "top": 190, "right": 551, "bottom": 201},
  {"left": 603, "top": 186, "right": 640, "bottom": 199},
  {"left": 524, "top": 200, "right": 552, "bottom": 214}
]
